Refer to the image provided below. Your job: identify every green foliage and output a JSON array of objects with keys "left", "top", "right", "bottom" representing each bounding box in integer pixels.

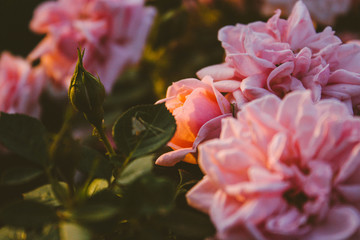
[
  {"left": 164, "top": 209, "right": 216, "bottom": 239},
  {"left": 78, "top": 146, "right": 112, "bottom": 180},
  {"left": 1, "top": 166, "right": 43, "bottom": 186},
  {"left": 0, "top": 200, "right": 58, "bottom": 228},
  {"left": 116, "top": 155, "right": 154, "bottom": 185},
  {"left": 0, "top": 113, "right": 48, "bottom": 166},
  {"left": 112, "top": 103, "right": 176, "bottom": 159},
  {"left": 122, "top": 174, "right": 176, "bottom": 218},
  {"left": 23, "top": 183, "right": 68, "bottom": 207}
]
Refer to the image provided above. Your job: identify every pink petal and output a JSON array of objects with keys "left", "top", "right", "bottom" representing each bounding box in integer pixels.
[
  {"left": 155, "top": 147, "right": 194, "bottom": 166},
  {"left": 286, "top": 1, "right": 316, "bottom": 50},
  {"left": 196, "top": 64, "right": 237, "bottom": 80},
  {"left": 304, "top": 206, "right": 360, "bottom": 240},
  {"left": 186, "top": 176, "right": 218, "bottom": 213}
]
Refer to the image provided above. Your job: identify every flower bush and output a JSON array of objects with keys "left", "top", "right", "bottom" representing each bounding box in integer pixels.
[
  {"left": 187, "top": 90, "right": 360, "bottom": 239},
  {"left": 1, "top": 0, "right": 360, "bottom": 239}
]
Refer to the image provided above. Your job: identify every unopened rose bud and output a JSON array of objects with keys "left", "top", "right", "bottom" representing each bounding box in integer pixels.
[{"left": 68, "top": 48, "right": 105, "bottom": 127}]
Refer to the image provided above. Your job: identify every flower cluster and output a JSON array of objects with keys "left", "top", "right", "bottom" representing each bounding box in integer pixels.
[
  {"left": 0, "top": 0, "right": 155, "bottom": 118},
  {"left": 29, "top": 0, "right": 156, "bottom": 92},
  {"left": 197, "top": 1, "right": 360, "bottom": 114},
  {"left": 157, "top": 1, "right": 360, "bottom": 166},
  {"left": 187, "top": 91, "right": 360, "bottom": 239},
  {"left": 155, "top": 1, "right": 360, "bottom": 239}
]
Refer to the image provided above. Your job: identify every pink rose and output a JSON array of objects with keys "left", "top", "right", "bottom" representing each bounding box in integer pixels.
[
  {"left": 197, "top": 1, "right": 360, "bottom": 113},
  {"left": 29, "top": 0, "right": 156, "bottom": 92},
  {"left": 187, "top": 90, "right": 360, "bottom": 239},
  {"left": 262, "top": 0, "right": 351, "bottom": 25},
  {"left": 0, "top": 52, "right": 46, "bottom": 117},
  {"left": 155, "top": 76, "right": 232, "bottom": 166}
]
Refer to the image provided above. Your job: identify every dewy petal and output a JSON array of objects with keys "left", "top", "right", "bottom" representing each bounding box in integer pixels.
[{"left": 303, "top": 206, "right": 360, "bottom": 240}]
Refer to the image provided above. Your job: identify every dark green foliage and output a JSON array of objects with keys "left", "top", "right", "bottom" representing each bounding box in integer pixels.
[
  {"left": 0, "top": 113, "right": 49, "bottom": 166},
  {"left": 0, "top": 200, "right": 58, "bottom": 228},
  {"left": 113, "top": 103, "right": 176, "bottom": 159}
]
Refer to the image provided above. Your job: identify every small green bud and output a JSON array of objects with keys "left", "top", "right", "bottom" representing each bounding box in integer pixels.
[{"left": 69, "top": 48, "right": 105, "bottom": 127}]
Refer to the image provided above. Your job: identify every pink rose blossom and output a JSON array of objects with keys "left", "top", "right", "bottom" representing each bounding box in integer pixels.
[
  {"left": 29, "top": 0, "right": 156, "bottom": 92},
  {"left": 187, "top": 90, "right": 360, "bottom": 240},
  {"left": 197, "top": 1, "right": 360, "bottom": 113},
  {"left": 261, "top": 0, "right": 351, "bottom": 25},
  {"left": 0, "top": 52, "right": 46, "bottom": 117},
  {"left": 155, "top": 76, "right": 232, "bottom": 166}
]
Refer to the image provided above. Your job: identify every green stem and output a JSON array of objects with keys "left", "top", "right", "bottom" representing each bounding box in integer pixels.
[{"left": 95, "top": 124, "right": 116, "bottom": 158}]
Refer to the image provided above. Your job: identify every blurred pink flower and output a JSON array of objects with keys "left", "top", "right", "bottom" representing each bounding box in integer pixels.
[
  {"left": 29, "top": 0, "right": 156, "bottom": 92},
  {"left": 155, "top": 76, "right": 232, "bottom": 166},
  {"left": 187, "top": 90, "right": 360, "bottom": 240},
  {"left": 198, "top": 1, "right": 360, "bottom": 113},
  {"left": 262, "top": 0, "right": 351, "bottom": 25},
  {"left": 0, "top": 52, "right": 46, "bottom": 117}
]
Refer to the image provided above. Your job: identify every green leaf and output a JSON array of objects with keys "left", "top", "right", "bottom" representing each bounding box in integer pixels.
[
  {"left": 0, "top": 200, "right": 58, "bottom": 228},
  {"left": 1, "top": 166, "right": 43, "bottom": 186},
  {"left": 112, "top": 103, "right": 176, "bottom": 159},
  {"left": 87, "top": 179, "right": 109, "bottom": 196},
  {"left": 23, "top": 183, "right": 68, "bottom": 207},
  {"left": 78, "top": 146, "right": 112, "bottom": 180},
  {"left": 59, "top": 222, "right": 91, "bottom": 240},
  {"left": 117, "top": 155, "right": 154, "bottom": 185},
  {"left": 0, "top": 113, "right": 48, "bottom": 166},
  {"left": 72, "top": 190, "right": 121, "bottom": 225},
  {"left": 72, "top": 204, "right": 119, "bottom": 224}
]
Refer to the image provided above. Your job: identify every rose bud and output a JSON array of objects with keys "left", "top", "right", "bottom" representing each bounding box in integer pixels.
[{"left": 68, "top": 48, "right": 105, "bottom": 128}]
